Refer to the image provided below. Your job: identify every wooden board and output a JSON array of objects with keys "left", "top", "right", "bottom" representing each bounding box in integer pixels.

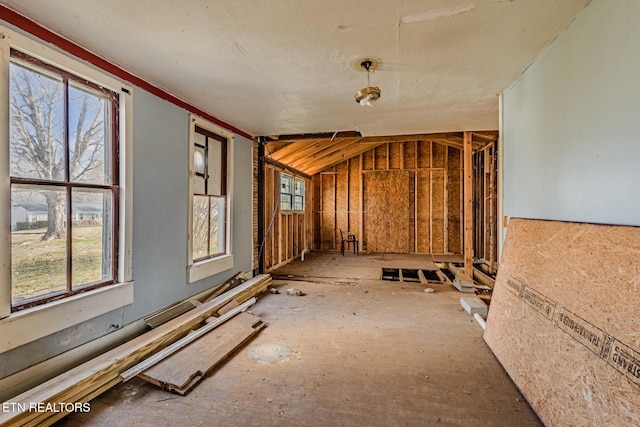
[
  {"left": 139, "top": 312, "right": 265, "bottom": 395},
  {"left": 364, "top": 171, "right": 410, "bottom": 253},
  {"left": 484, "top": 219, "right": 640, "bottom": 426}
]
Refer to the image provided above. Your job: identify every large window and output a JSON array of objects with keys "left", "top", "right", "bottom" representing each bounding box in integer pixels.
[
  {"left": 187, "top": 116, "right": 234, "bottom": 283},
  {"left": 192, "top": 126, "right": 227, "bottom": 261},
  {"left": 8, "top": 50, "right": 119, "bottom": 310}
]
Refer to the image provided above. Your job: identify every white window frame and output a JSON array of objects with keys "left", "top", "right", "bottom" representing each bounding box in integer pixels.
[
  {"left": 187, "top": 114, "right": 234, "bottom": 283},
  {"left": 293, "top": 177, "right": 306, "bottom": 212},
  {"left": 0, "top": 26, "right": 134, "bottom": 352}
]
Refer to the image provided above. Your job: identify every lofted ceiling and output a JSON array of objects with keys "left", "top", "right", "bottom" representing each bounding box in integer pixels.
[{"left": 0, "top": 1, "right": 591, "bottom": 139}]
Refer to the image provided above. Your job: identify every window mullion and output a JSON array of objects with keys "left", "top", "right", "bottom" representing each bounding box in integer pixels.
[{"left": 64, "top": 80, "right": 73, "bottom": 294}]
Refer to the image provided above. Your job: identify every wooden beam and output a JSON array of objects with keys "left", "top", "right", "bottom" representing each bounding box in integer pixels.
[
  {"left": 287, "top": 138, "right": 363, "bottom": 170},
  {"left": 463, "top": 131, "right": 474, "bottom": 279},
  {"left": 303, "top": 142, "right": 386, "bottom": 175},
  {"left": 267, "top": 130, "right": 362, "bottom": 142},
  {"left": 359, "top": 132, "right": 462, "bottom": 144}
]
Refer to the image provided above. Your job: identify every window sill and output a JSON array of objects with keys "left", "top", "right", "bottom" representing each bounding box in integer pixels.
[
  {"left": 0, "top": 281, "right": 134, "bottom": 353},
  {"left": 188, "top": 254, "right": 234, "bottom": 283}
]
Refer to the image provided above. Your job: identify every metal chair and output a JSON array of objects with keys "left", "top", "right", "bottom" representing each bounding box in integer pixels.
[{"left": 339, "top": 229, "right": 359, "bottom": 256}]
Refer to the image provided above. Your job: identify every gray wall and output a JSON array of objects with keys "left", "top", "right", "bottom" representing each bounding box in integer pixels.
[
  {"left": 503, "top": 0, "right": 640, "bottom": 226},
  {"left": 1, "top": 87, "right": 255, "bottom": 377}
]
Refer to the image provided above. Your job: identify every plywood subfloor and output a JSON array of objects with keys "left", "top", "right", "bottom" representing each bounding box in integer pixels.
[{"left": 57, "top": 252, "right": 540, "bottom": 427}]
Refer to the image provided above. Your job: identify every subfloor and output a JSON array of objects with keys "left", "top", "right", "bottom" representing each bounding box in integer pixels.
[{"left": 57, "top": 252, "right": 541, "bottom": 427}]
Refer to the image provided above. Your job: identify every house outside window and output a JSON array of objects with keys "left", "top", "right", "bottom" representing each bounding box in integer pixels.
[{"left": 8, "top": 49, "right": 119, "bottom": 310}]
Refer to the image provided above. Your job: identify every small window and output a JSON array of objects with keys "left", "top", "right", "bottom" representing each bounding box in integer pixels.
[
  {"left": 294, "top": 178, "right": 305, "bottom": 211},
  {"left": 9, "top": 50, "right": 119, "bottom": 310},
  {"left": 280, "top": 174, "right": 293, "bottom": 211}
]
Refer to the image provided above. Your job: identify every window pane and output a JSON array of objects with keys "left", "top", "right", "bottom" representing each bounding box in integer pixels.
[
  {"left": 281, "top": 194, "right": 292, "bottom": 211},
  {"left": 194, "top": 145, "right": 206, "bottom": 175},
  {"left": 11, "top": 185, "right": 67, "bottom": 304},
  {"left": 69, "top": 85, "right": 109, "bottom": 184},
  {"left": 294, "top": 178, "right": 305, "bottom": 196},
  {"left": 294, "top": 195, "right": 304, "bottom": 211},
  {"left": 209, "top": 196, "right": 225, "bottom": 256},
  {"left": 72, "top": 189, "right": 112, "bottom": 288},
  {"left": 207, "top": 138, "right": 223, "bottom": 195},
  {"left": 192, "top": 195, "right": 209, "bottom": 260},
  {"left": 9, "top": 62, "right": 65, "bottom": 181}
]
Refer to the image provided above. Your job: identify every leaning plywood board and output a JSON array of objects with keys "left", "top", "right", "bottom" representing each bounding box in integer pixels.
[
  {"left": 139, "top": 312, "right": 265, "bottom": 395},
  {"left": 484, "top": 219, "right": 640, "bottom": 426}
]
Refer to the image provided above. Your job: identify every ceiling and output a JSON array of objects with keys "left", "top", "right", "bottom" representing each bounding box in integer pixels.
[
  {"left": 266, "top": 131, "right": 498, "bottom": 175},
  {"left": 0, "top": 0, "right": 591, "bottom": 138}
]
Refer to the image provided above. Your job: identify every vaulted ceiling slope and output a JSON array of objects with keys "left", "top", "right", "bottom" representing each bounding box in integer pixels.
[
  {"left": 0, "top": 1, "right": 591, "bottom": 138},
  {"left": 266, "top": 131, "right": 497, "bottom": 175}
]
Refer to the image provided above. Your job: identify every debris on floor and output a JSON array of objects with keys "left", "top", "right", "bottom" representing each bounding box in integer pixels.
[
  {"left": 269, "top": 287, "right": 280, "bottom": 294},
  {"left": 286, "top": 287, "right": 304, "bottom": 296},
  {"left": 424, "top": 287, "right": 435, "bottom": 293}
]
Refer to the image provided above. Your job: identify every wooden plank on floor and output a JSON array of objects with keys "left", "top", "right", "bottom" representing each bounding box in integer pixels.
[
  {"left": 484, "top": 219, "right": 640, "bottom": 426},
  {"left": 139, "top": 312, "right": 266, "bottom": 395}
]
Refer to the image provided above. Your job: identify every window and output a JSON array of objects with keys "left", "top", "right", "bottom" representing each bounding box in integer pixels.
[
  {"left": 192, "top": 126, "right": 227, "bottom": 261},
  {"left": 280, "top": 174, "right": 293, "bottom": 211},
  {"left": 294, "top": 178, "right": 305, "bottom": 211},
  {"left": 187, "top": 115, "right": 234, "bottom": 283},
  {"left": 8, "top": 50, "right": 119, "bottom": 310},
  {"left": 0, "top": 27, "right": 133, "bottom": 348},
  {"left": 280, "top": 175, "right": 305, "bottom": 212}
]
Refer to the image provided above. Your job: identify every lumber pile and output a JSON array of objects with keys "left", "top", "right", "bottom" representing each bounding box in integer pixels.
[
  {"left": 139, "top": 312, "right": 265, "bottom": 395},
  {"left": 484, "top": 219, "right": 640, "bottom": 426},
  {"left": 0, "top": 274, "right": 272, "bottom": 427}
]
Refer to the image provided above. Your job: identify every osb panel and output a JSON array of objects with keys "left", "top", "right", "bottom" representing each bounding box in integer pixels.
[
  {"left": 348, "top": 157, "right": 361, "bottom": 239},
  {"left": 321, "top": 173, "right": 335, "bottom": 250},
  {"left": 364, "top": 171, "right": 410, "bottom": 253},
  {"left": 389, "top": 142, "right": 401, "bottom": 169},
  {"left": 432, "top": 142, "right": 446, "bottom": 168},
  {"left": 374, "top": 145, "right": 387, "bottom": 170},
  {"left": 485, "top": 219, "right": 640, "bottom": 427},
  {"left": 335, "top": 162, "right": 349, "bottom": 236},
  {"left": 431, "top": 170, "right": 445, "bottom": 253},
  {"left": 362, "top": 149, "right": 374, "bottom": 170},
  {"left": 404, "top": 141, "right": 417, "bottom": 169},
  {"left": 417, "top": 141, "right": 431, "bottom": 168},
  {"left": 416, "top": 171, "right": 431, "bottom": 253},
  {"left": 447, "top": 147, "right": 462, "bottom": 253}
]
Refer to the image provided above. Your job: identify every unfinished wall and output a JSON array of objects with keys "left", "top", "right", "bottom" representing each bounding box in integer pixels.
[
  {"left": 263, "top": 164, "right": 312, "bottom": 271},
  {"left": 473, "top": 142, "right": 498, "bottom": 271},
  {"left": 315, "top": 141, "right": 462, "bottom": 254},
  {"left": 485, "top": 218, "right": 640, "bottom": 426},
  {"left": 503, "top": 0, "right": 640, "bottom": 227}
]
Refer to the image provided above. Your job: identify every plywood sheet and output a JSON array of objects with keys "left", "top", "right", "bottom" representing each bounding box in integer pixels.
[
  {"left": 416, "top": 171, "right": 430, "bottom": 253},
  {"left": 321, "top": 172, "right": 335, "bottom": 249},
  {"left": 139, "top": 312, "right": 265, "bottom": 395},
  {"left": 431, "top": 170, "right": 445, "bottom": 253},
  {"left": 364, "top": 171, "right": 410, "bottom": 253},
  {"left": 447, "top": 147, "right": 462, "bottom": 253},
  {"left": 484, "top": 218, "right": 640, "bottom": 426}
]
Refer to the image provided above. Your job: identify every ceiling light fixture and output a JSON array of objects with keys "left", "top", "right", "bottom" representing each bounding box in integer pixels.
[{"left": 355, "top": 60, "right": 381, "bottom": 107}]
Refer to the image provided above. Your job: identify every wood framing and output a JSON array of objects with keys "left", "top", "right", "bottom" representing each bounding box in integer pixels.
[
  {"left": 463, "top": 131, "right": 473, "bottom": 278},
  {"left": 315, "top": 140, "right": 462, "bottom": 254}
]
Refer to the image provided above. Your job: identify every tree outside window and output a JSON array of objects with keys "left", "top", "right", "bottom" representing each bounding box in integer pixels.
[{"left": 9, "top": 50, "right": 118, "bottom": 309}]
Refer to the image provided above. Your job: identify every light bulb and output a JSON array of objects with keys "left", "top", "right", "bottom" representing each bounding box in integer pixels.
[{"left": 359, "top": 94, "right": 374, "bottom": 107}]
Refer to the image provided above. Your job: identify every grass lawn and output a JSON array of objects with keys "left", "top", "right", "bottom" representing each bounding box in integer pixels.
[{"left": 11, "top": 225, "right": 106, "bottom": 303}]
